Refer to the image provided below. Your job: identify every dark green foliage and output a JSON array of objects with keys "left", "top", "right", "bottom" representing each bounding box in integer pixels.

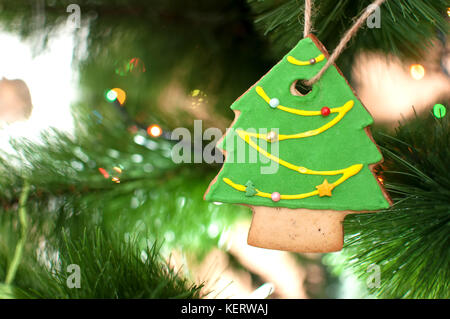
[
  {"left": 44, "top": 229, "right": 203, "bottom": 299},
  {"left": 338, "top": 112, "right": 450, "bottom": 299},
  {"left": 0, "top": 207, "right": 203, "bottom": 298}
]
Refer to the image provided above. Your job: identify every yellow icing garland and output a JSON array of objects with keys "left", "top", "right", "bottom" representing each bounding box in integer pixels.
[
  {"left": 223, "top": 177, "right": 318, "bottom": 200},
  {"left": 253, "top": 86, "right": 353, "bottom": 141},
  {"left": 223, "top": 163, "right": 362, "bottom": 200},
  {"left": 223, "top": 130, "right": 363, "bottom": 199},
  {"left": 223, "top": 71, "right": 363, "bottom": 201},
  {"left": 287, "top": 54, "right": 325, "bottom": 66}
]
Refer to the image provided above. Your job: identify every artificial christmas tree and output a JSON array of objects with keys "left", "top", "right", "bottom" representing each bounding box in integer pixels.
[{"left": 205, "top": 35, "right": 391, "bottom": 252}]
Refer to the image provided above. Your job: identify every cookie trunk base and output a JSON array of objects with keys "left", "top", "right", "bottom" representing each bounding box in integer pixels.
[{"left": 247, "top": 206, "right": 349, "bottom": 253}]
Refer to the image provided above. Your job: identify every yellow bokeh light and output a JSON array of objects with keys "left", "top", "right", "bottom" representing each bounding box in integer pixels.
[
  {"left": 409, "top": 64, "right": 425, "bottom": 80},
  {"left": 107, "top": 88, "right": 126, "bottom": 105},
  {"left": 147, "top": 124, "right": 162, "bottom": 137}
]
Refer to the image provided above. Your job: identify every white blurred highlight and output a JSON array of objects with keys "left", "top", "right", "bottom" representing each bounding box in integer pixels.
[{"left": 0, "top": 26, "right": 80, "bottom": 151}]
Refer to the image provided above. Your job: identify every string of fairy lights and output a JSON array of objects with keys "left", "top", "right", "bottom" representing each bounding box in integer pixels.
[
  {"left": 97, "top": 58, "right": 211, "bottom": 183},
  {"left": 105, "top": 87, "right": 163, "bottom": 138}
]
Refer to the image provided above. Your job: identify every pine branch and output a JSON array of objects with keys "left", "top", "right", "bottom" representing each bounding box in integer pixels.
[
  {"left": 0, "top": 208, "right": 204, "bottom": 299},
  {"left": 46, "top": 228, "right": 204, "bottom": 299},
  {"left": 334, "top": 112, "right": 450, "bottom": 299},
  {"left": 248, "top": 0, "right": 449, "bottom": 74}
]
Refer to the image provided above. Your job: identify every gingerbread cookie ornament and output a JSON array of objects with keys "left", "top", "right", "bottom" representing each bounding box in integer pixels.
[{"left": 204, "top": 3, "right": 391, "bottom": 253}]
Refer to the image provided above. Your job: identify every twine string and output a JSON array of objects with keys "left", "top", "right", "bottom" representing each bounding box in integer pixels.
[
  {"left": 303, "top": 0, "right": 312, "bottom": 38},
  {"left": 303, "top": 0, "right": 387, "bottom": 86}
]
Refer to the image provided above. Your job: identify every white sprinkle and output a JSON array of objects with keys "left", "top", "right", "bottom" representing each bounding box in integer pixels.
[{"left": 269, "top": 98, "right": 280, "bottom": 108}]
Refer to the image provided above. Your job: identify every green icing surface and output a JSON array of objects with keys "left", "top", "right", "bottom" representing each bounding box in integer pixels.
[{"left": 205, "top": 37, "right": 390, "bottom": 211}]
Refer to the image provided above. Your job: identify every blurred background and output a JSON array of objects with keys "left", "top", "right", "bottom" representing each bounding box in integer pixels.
[{"left": 0, "top": 0, "right": 448, "bottom": 299}]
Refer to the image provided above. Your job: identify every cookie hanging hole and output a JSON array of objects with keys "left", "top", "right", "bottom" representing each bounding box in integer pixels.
[{"left": 291, "top": 79, "right": 313, "bottom": 96}]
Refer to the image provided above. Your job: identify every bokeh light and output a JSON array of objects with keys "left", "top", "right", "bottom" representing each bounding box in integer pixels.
[
  {"left": 113, "top": 166, "right": 123, "bottom": 174},
  {"left": 0, "top": 29, "right": 76, "bottom": 140},
  {"left": 190, "top": 89, "right": 207, "bottom": 108},
  {"left": 91, "top": 110, "right": 103, "bottom": 124},
  {"left": 111, "top": 177, "right": 121, "bottom": 184},
  {"left": 98, "top": 167, "right": 109, "bottom": 179},
  {"left": 433, "top": 103, "right": 447, "bottom": 118},
  {"left": 106, "top": 89, "right": 117, "bottom": 102},
  {"left": 147, "top": 124, "right": 162, "bottom": 137},
  {"left": 115, "top": 57, "right": 146, "bottom": 76},
  {"left": 128, "top": 58, "right": 146, "bottom": 73},
  {"left": 409, "top": 64, "right": 425, "bottom": 80},
  {"left": 106, "top": 88, "right": 126, "bottom": 105}
]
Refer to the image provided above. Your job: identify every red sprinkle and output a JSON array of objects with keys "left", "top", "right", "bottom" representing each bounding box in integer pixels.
[{"left": 321, "top": 107, "right": 331, "bottom": 116}]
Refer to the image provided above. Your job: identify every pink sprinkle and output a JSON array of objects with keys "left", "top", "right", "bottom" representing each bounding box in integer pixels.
[{"left": 271, "top": 192, "right": 281, "bottom": 202}]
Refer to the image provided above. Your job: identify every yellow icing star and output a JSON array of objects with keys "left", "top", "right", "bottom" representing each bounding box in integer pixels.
[{"left": 316, "top": 179, "right": 334, "bottom": 197}]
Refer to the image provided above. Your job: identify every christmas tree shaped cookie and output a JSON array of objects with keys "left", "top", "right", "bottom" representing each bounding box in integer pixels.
[{"left": 204, "top": 35, "right": 391, "bottom": 252}]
